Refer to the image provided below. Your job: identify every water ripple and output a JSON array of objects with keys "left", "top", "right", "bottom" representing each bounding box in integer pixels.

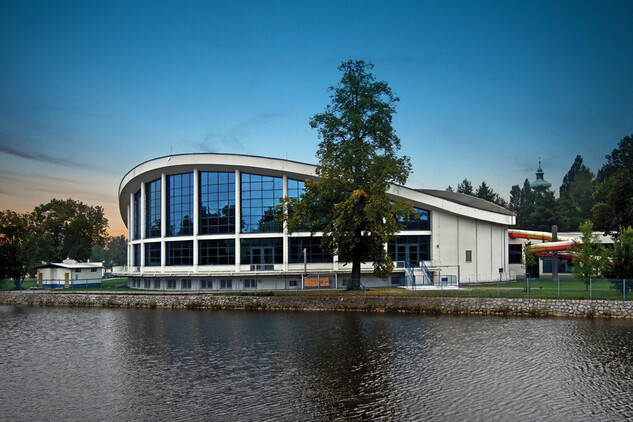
[{"left": 1, "top": 307, "right": 633, "bottom": 421}]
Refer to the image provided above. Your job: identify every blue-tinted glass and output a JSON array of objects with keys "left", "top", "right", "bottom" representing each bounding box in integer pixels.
[
  {"left": 133, "top": 244, "right": 141, "bottom": 266},
  {"left": 241, "top": 173, "right": 283, "bottom": 233},
  {"left": 200, "top": 171, "right": 235, "bottom": 234},
  {"left": 388, "top": 235, "right": 431, "bottom": 263},
  {"left": 145, "top": 179, "right": 161, "bottom": 238},
  {"left": 166, "top": 240, "right": 193, "bottom": 266},
  {"left": 199, "top": 239, "right": 235, "bottom": 265},
  {"left": 240, "top": 238, "right": 283, "bottom": 264},
  {"left": 289, "top": 237, "right": 332, "bottom": 263},
  {"left": 287, "top": 179, "right": 305, "bottom": 199},
  {"left": 133, "top": 190, "right": 141, "bottom": 240},
  {"left": 145, "top": 242, "right": 161, "bottom": 266},
  {"left": 167, "top": 173, "right": 193, "bottom": 237},
  {"left": 401, "top": 207, "right": 431, "bottom": 231}
]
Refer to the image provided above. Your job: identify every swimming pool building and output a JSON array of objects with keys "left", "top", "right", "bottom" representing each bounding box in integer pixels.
[{"left": 117, "top": 154, "right": 516, "bottom": 291}]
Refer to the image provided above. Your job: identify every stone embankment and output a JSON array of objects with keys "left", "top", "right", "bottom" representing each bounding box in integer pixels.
[{"left": 1, "top": 291, "right": 633, "bottom": 318}]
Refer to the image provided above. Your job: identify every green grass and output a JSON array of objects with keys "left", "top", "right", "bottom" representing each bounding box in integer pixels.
[
  {"left": 1, "top": 278, "right": 38, "bottom": 291},
  {"left": 2, "top": 277, "right": 629, "bottom": 301},
  {"left": 0, "top": 277, "right": 132, "bottom": 292}
]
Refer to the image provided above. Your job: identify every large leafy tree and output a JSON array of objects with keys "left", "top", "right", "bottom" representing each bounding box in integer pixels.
[
  {"left": 284, "top": 60, "right": 414, "bottom": 286},
  {"left": 593, "top": 134, "right": 633, "bottom": 237},
  {"left": 31, "top": 198, "right": 109, "bottom": 262},
  {"left": 0, "top": 210, "right": 37, "bottom": 288}
]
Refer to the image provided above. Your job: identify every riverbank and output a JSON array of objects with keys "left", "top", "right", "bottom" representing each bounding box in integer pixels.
[{"left": 1, "top": 291, "right": 632, "bottom": 318}]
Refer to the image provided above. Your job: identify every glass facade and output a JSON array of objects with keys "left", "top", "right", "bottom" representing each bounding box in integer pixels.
[
  {"left": 287, "top": 179, "right": 305, "bottom": 198},
  {"left": 167, "top": 173, "right": 193, "bottom": 237},
  {"left": 128, "top": 168, "right": 445, "bottom": 281},
  {"left": 402, "top": 207, "right": 431, "bottom": 231},
  {"left": 200, "top": 171, "right": 235, "bottom": 234},
  {"left": 145, "top": 179, "right": 161, "bottom": 238},
  {"left": 133, "top": 190, "right": 141, "bottom": 240},
  {"left": 241, "top": 173, "right": 283, "bottom": 233},
  {"left": 240, "top": 238, "right": 283, "bottom": 265},
  {"left": 388, "top": 235, "right": 431, "bottom": 264},
  {"left": 199, "top": 239, "right": 235, "bottom": 265},
  {"left": 289, "top": 237, "right": 332, "bottom": 263},
  {"left": 166, "top": 240, "right": 193, "bottom": 266},
  {"left": 133, "top": 244, "right": 140, "bottom": 267},
  {"left": 145, "top": 242, "right": 161, "bottom": 266}
]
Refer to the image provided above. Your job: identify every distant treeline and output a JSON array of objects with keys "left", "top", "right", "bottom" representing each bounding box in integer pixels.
[{"left": 447, "top": 133, "right": 633, "bottom": 234}]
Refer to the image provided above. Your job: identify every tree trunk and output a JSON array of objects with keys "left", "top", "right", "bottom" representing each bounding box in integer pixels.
[{"left": 351, "top": 260, "right": 362, "bottom": 290}]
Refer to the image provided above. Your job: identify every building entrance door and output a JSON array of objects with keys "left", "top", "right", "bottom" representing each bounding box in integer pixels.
[{"left": 396, "top": 244, "right": 419, "bottom": 266}]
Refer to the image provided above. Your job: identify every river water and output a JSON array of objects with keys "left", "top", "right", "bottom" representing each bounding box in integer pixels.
[{"left": 1, "top": 306, "right": 632, "bottom": 421}]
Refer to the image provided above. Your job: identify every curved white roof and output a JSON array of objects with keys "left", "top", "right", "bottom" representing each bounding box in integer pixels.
[{"left": 118, "top": 153, "right": 515, "bottom": 227}]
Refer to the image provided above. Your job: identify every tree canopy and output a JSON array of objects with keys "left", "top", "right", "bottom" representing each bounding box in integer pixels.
[
  {"left": 284, "top": 60, "right": 414, "bottom": 285},
  {"left": 0, "top": 198, "right": 109, "bottom": 287},
  {"left": 0, "top": 210, "right": 36, "bottom": 288},
  {"left": 31, "top": 198, "right": 108, "bottom": 262},
  {"left": 557, "top": 155, "right": 594, "bottom": 232},
  {"left": 593, "top": 134, "right": 633, "bottom": 237},
  {"left": 91, "top": 235, "right": 127, "bottom": 267}
]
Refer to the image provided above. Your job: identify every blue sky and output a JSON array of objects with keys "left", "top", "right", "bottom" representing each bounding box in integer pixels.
[{"left": 1, "top": 0, "right": 632, "bottom": 236}]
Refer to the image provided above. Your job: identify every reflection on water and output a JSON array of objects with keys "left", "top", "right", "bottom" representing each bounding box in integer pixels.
[{"left": 1, "top": 306, "right": 632, "bottom": 421}]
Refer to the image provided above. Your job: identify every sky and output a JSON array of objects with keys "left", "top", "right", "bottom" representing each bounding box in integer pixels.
[{"left": 1, "top": 0, "right": 632, "bottom": 237}]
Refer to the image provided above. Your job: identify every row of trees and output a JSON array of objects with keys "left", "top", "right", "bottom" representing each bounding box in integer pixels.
[
  {"left": 446, "top": 154, "right": 597, "bottom": 232},
  {"left": 0, "top": 199, "right": 110, "bottom": 288},
  {"left": 447, "top": 135, "right": 632, "bottom": 237},
  {"left": 446, "top": 179, "right": 508, "bottom": 208}
]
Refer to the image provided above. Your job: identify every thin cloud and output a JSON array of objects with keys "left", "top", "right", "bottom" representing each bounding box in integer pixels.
[
  {"left": 191, "top": 113, "right": 283, "bottom": 153},
  {"left": 0, "top": 137, "right": 106, "bottom": 172},
  {"left": 0, "top": 168, "right": 79, "bottom": 185}
]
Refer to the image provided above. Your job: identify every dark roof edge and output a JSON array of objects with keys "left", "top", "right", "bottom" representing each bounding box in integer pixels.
[{"left": 415, "top": 189, "right": 515, "bottom": 216}]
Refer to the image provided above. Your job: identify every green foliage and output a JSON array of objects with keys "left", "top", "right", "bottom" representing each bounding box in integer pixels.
[
  {"left": 31, "top": 198, "right": 108, "bottom": 262},
  {"left": 283, "top": 60, "right": 413, "bottom": 283},
  {"left": 593, "top": 134, "right": 633, "bottom": 237},
  {"left": 0, "top": 210, "right": 37, "bottom": 288},
  {"left": 91, "top": 235, "right": 128, "bottom": 267},
  {"left": 509, "top": 177, "right": 559, "bottom": 231},
  {"left": 457, "top": 179, "right": 474, "bottom": 195},
  {"left": 0, "top": 199, "right": 108, "bottom": 288},
  {"left": 454, "top": 179, "right": 507, "bottom": 207},
  {"left": 572, "top": 220, "right": 609, "bottom": 290},
  {"left": 557, "top": 155, "right": 595, "bottom": 231},
  {"left": 609, "top": 227, "right": 633, "bottom": 294}
]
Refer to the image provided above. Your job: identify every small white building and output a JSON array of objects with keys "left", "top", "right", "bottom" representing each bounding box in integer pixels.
[{"left": 37, "top": 259, "right": 105, "bottom": 288}]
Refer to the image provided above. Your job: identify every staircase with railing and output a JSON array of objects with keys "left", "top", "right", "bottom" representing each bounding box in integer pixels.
[
  {"left": 416, "top": 260, "right": 433, "bottom": 285},
  {"left": 404, "top": 261, "right": 416, "bottom": 287}
]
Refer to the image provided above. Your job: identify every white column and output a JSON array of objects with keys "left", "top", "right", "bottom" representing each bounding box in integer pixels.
[
  {"left": 282, "top": 174, "right": 288, "bottom": 272},
  {"left": 128, "top": 193, "right": 133, "bottom": 268},
  {"left": 193, "top": 169, "right": 199, "bottom": 272},
  {"left": 161, "top": 173, "right": 167, "bottom": 272},
  {"left": 234, "top": 169, "right": 241, "bottom": 273},
  {"left": 140, "top": 182, "right": 146, "bottom": 271}
]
